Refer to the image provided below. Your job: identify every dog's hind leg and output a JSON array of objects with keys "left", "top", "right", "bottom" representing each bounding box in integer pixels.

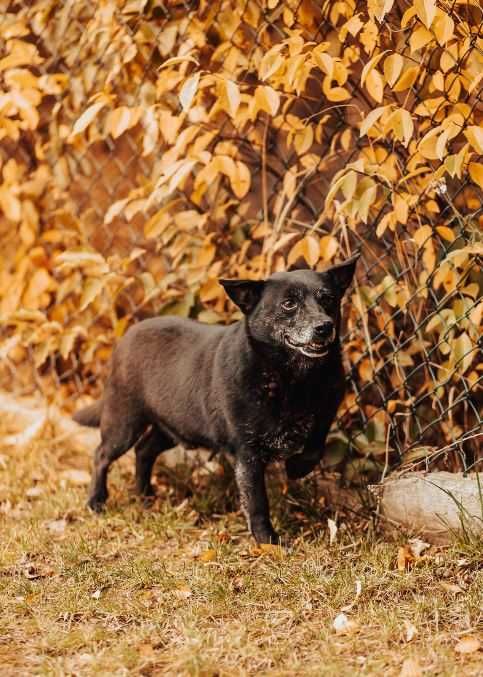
[
  {"left": 135, "top": 426, "right": 173, "bottom": 498},
  {"left": 88, "top": 405, "right": 145, "bottom": 512}
]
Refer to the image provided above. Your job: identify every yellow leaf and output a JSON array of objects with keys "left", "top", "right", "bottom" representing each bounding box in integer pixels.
[
  {"left": 361, "top": 51, "right": 388, "bottom": 87},
  {"left": 433, "top": 10, "right": 454, "bottom": 46},
  {"left": 71, "top": 102, "right": 106, "bottom": 137},
  {"left": 313, "top": 51, "right": 334, "bottom": 79},
  {"left": 223, "top": 79, "right": 240, "bottom": 117},
  {"left": 80, "top": 278, "right": 106, "bottom": 311},
  {"left": 397, "top": 545, "right": 416, "bottom": 571},
  {"left": 468, "top": 162, "right": 483, "bottom": 189},
  {"left": 230, "top": 161, "right": 251, "bottom": 199},
  {"left": 413, "top": 225, "right": 432, "bottom": 248},
  {"left": 360, "top": 106, "right": 388, "bottom": 137},
  {"left": 60, "top": 327, "right": 86, "bottom": 359},
  {"left": 393, "top": 66, "right": 419, "bottom": 92},
  {"left": 323, "top": 77, "right": 351, "bottom": 102},
  {"left": 452, "top": 332, "right": 474, "bottom": 375},
  {"left": 179, "top": 72, "right": 200, "bottom": 112},
  {"left": 0, "top": 186, "right": 21, "bottom": 221},
  {"left": 107, "top": 106, "right": 139, "bottom": 139},
  {"left": 168, "top": 160, "right": 197, "bottom": 193},
  {"left": 319, "top": 235, "right": 338, "bottom": 261},
  {"left": 142, "top": 107, "right": 159, "bottom": 157},
  {"left": 199, "top": 549, "right": 217, "bottom": 563},
  {"left": 368, "top": 0, "right": 395, "bottom": 22},
  {"left": 340, "top": 171, "right": 358, "bottom": 200},
  {"left": 436, "top": 226, "right": 455, "bottom": 242},
  {"left": 288, "top": 235, "right": 320, "bottom": 267},
  {"left": 383, "top": 54, "right": 403, "bottom": 87},
  {"left": 114, "top": 316, "right": 130, "bottom": 338},
  {"left": 414, "top": 0, "right": 436, "bottom": 29},
  {"left": 341, "top": 14, "right": 363, "bottom": 38},
  {"left": 465, "top": 126, "right": 483, "bottom": 154},
  {"left": 0, "top": 40, "right": 41, "bottom": 71},
  {"left": 393, "top": 194, "right": 408, "bottom": 224},
  {"left": 385, "top": 109, "right": 413, "bottom": 147},
  {"left": 293, "top": 125, "right": 314, "bottom": 154},
  {"left": 259, "top": 45, "right": 284, "bottom": 81},
  {"left": 418, "top": 127, "right": 441, "bottom": 160},
  {"left": 258, "top": 543, "right": 284, "bottom": 559},
  {"left": 104, "top": 198, "right": 129, "bottom": 225},
  {"left": 435, "top": 128, "right": 450, "bottom": 160},
  {"left": 358, "top": 184, "right": 377, "bottom": 223},
  {"left": 254, "top": 85, "right": 280, "bottom": 116},
  {"left": 365, "top": 69, "right": 384, "bottom": 103},
  {"left": 158, "top": 55, "right": 199, "bottom": 70},
  {"left": 409, "top": 25, "right": 434, "bottom": 52}
]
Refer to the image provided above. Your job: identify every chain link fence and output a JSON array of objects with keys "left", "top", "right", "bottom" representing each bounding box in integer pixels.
[{"left": 0, "top": 0, "right": 481, "bottom": 480}]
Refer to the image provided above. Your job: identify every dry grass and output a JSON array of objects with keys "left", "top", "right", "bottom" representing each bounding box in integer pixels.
[{"left": 0, "top": 425, "right": 481, "bottom": 677}]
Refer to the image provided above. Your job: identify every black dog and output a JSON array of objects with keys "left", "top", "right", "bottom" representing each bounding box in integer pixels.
[{"left": 73, "top": 255, "right": 358, "bottom": 543}]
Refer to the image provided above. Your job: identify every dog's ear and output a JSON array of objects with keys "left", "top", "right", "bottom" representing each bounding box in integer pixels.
[
  {"left": 287, "top": 256, "right": 310, "bottom": 271},
  {"left": 324, "top": 253, "right": 360, "bottom": 294},
  {"left": 219, "top": 279, "right": 265, "bottom": 314}
]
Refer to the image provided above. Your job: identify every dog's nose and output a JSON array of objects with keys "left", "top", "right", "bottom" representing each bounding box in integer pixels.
[{"left": 313, "top": 322, "right": 334, "bottom": 340}]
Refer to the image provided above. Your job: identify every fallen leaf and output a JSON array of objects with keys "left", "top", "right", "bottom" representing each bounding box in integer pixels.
[
  {"left": 258, "top": 543, "right": 285, "bottom": 559},
  {"left": 400, "top": 657, "right": 422, "bottom": 677},
  {"left": 440, "top": 582, "right": 464, "bottom": 594},
  {"left": 333, "top": 612, "right": 358, "bottom": 635},
  {"left": 397, "top": 545, "right": 416, "bottom": 571},
  {"left": 174, "top": 585, "right": 192, "bottom": 599},
  {"left": 61, "top": 469, "right": 91, "bottom": 486},
  {"left": 327, "top": 518, "right": 338, "bottom": 545},
  {"left": 45, "top": 519, "right": 67, "bottom": 535},
  {"left": 454, "top": 636, "right": 481, "bottom": 654},
  {"left": 404, "top": 620, "right": 418, "bottom": 642},
  {"left": 199, "top": 548, "right": 217, "bottom": 563},
  {"left": 408, "top": 538, "right": 430, "bottom": 558},
  {"left": 26, "top": 486, "right": 43, "bottom": 498}
]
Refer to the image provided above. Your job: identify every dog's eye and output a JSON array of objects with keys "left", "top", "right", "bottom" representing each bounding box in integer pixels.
[{"left": 281, "top": 299, "right": 297, "bottom": 311}]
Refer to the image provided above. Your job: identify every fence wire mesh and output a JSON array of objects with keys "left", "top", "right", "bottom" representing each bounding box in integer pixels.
[{"left": 0, "top": 0, "right": 481, "bottom": 481}]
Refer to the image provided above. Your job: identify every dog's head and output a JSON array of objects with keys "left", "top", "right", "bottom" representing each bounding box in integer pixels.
[{"left": 220, "top": 254, "right": 359, "bottom": 359}]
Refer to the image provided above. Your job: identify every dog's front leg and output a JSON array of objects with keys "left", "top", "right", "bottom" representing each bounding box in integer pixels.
[
  {"left": 285, "top": 448, "right": 321, "bottom": 480},
  {"left": 234, "top": 454, "right": 279, "bottom": 544}
]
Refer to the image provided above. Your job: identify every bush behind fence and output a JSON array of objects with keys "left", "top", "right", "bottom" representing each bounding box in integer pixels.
[{"left": 0, "top": 0, "right": 481, "bottom": 478}]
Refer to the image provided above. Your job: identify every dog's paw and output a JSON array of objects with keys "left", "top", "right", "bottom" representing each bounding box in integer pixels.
[
  {"left": 254, "top": 528, "right": 280, "bottom": 545},
  {"left": 87, "top": 496, "right": 107, "bottom": 513}
]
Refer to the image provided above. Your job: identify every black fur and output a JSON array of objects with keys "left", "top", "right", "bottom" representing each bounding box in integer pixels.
[{"left": 73, "top": 255, "right": 359, "bottom": 543}]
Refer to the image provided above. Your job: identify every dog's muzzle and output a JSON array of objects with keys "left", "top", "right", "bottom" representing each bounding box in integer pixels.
[{"left": 284, "top": 332, "right": 334, "bottom": 358}]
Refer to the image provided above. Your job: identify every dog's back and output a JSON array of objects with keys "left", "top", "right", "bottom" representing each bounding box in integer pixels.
[{"left": 102, "top": 317, "right": 237, "bottom": 448}]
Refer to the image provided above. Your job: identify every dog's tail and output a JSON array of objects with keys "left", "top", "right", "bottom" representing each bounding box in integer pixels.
[{"left": 72, "top": 400, "right": 103, "bottom": 428}]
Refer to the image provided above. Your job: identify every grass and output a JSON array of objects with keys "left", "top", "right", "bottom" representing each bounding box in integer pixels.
[{"left": 0, "top": 425, "right": 481, "bottom": 676}]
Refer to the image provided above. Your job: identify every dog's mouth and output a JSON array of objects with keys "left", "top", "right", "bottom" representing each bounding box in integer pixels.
[{"left": 284, "top": 336, "right": 329, "bottom": 358}]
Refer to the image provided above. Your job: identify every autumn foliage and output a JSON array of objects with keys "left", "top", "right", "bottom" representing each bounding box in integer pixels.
[{"left": 0, "top": 0, "right": 481, "bottom": 474}]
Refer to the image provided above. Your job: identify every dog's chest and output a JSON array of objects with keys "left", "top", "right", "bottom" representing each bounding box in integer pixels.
[{"left": 253, "top": 379, "right": 321, "bottom": 460}]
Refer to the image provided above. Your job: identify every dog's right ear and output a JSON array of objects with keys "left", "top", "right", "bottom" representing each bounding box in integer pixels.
[{"left": 219, "top": 279, "right": 265, "bottom": 314}]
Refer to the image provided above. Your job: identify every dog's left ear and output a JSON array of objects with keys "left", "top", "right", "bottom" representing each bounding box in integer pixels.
[
  {"left": 219, "top": 279, "right": 265, "bottom": 314},
  {"left": 325, "top": 253, "right": 360, "bottom": 294}
]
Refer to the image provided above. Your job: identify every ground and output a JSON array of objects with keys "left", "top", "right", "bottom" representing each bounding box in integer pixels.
[{"left": 0, "top": 424, "right": 481, "bottom": 676}]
